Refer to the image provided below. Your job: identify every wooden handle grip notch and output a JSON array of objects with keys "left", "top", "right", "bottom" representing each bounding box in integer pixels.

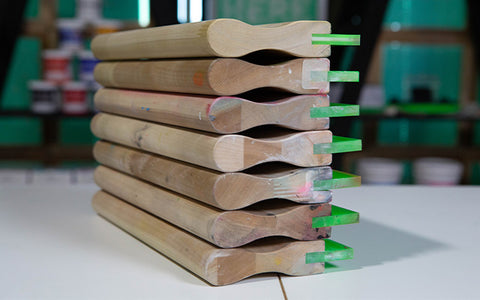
[
  {"left": 91, "top": 113, "right": 332, "bottom": 172},
  {"left": 91, "top": 19, "right": 331, "bottom": 60},
  {"left": 94, "top": 58, "right": 331, "bottom": 95},
  {"left": 94, "top": 88, "right": 331, "bottom": 133},
  {"left": 92, "top": 190, "right": 327, "bottom": 285},
  {"left": 93, "top": 141, "right": 333, "bottom": 210},
  {"left": 94, "top": 165, "right": 332, "bottom": 248}
]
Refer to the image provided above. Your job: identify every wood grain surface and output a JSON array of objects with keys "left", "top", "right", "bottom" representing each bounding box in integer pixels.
[
  {"left": 90, "top": 113, "right": 332, "bottom": 172},
  {"left": 92, "top": 190, "right": 326, "bottom": 285},
  {"left": 93, "top": 58, "right": 330, "bottom": 95},
  {"left": 94, "top": 165, "right": 331, "bottom": 248},
  {"left": 93, "top": 141, "right": 333, "bottom": 210},
  {"left": 91, "top": 18, "right": 330, "bottom": 60},
  {"left": 94, "top": 88, "right": 330, "bottom": 133}
]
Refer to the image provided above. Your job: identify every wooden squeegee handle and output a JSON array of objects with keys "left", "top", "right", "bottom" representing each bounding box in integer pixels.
[
  {"left": 94, "top": 88, "right": 331, "bottom": 134},
  {"left": 93, "top": 190, "right": 325, "bottom": 286},
  {"left": 93, "top": 141, "right": 333, "bottom": 210},
  {"left": 91, "top": 113, "right": 332, "bottom": 172},
  {"left": 94, "top": 165, "right": 332, "bottom": 248},
  {"left": 93, "top": 58, "right": 330, "bottom": 96},
  {"left": 91, "top": 18, "right": 331, "bottom": 60}
]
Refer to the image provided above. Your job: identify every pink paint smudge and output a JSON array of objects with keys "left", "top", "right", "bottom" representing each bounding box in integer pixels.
[{"left": 296, "top": 182, "right": 312, "bottom": 197}]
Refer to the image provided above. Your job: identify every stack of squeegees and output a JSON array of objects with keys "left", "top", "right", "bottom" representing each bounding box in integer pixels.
[{"left": 89, "top": 19, "right": 362, "bottom": 286}]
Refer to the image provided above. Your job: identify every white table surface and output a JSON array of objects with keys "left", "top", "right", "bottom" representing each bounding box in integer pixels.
[{"left": 1, "top": 174, "right": 479, "bottom": 299}]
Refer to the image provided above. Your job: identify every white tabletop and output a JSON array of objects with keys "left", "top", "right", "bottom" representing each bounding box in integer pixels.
[{"left": 1, "top": 175, "right": 479, "bottom": 299}]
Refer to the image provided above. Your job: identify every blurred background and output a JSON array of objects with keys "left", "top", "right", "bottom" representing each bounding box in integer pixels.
[{"left": 0, "top": 0, "right": 478, "bottom": 185}]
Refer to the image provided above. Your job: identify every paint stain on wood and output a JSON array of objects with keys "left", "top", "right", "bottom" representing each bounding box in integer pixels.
[
  {"left": 296, "top": 182, "right": 312, "bottom": 198},
  {"left": 193, "top": 72, "right": 204, "bottom": 86}
]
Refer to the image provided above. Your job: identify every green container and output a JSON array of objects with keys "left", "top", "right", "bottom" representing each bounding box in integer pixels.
[
  {"left": 59, "top": 118, "right": 96, "bottom": 145},
  {"left": 382, "top": 43, "right": 462, "bottom": 104},
  {"left": 471, "top": 162, "right": 480, "bottom": 185},
  {"left": 57, "top": 0, "right": 138, "bottom": 20},
  {"left": 377, "top": 119, "right": 411, "bottom": 145},
  {"left": 216, "top": 0, "right": 317, "bottom": 24},
  {"left": 103, "top": 0, "right": 138, "bottom": 20},
  {"left": 0, "top": 117, "right": 42, "bottom": 145},
  {"left": 384, "top": 0, "right": 467, "bottom": 30},
  {"left": 402, "top": 160, "right": 413, "bottom": 184},
  {"left": 377, "top": 119, "right": 457, "bottom": 146},
  {"left": 349, "top": 119, "right": 363, "bottom": 140},
  {"left": 1, "top": 37, "right": 41, "bottom": 110},
  {"left": 24, "top": 0, "right": 39, "bottom": 19},
  {"left": 57, "top": 0, "right": 76, "bottom": 18},
  {"left": 474, "top": 122, "right": 480, "bottom": 146},
  {"left": 409, "top": 119, "right": 458, "bottom": 146}
]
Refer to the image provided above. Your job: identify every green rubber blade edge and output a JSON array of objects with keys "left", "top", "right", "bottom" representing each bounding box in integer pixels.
[
  {"left": 328, "top": 71, "right": 359, "bottom": 82},
  {"left": 310, "top": 71, "right": 359, "bottom": 83},
  {"left": 310, "top": 103, "right": 360, "bottom": 118},
  {"left": 313, "top": 170, "right": 361, "bottom": 190},
  {"left": 311, "top": 205, "right": 359, "bottom": 228},
  {"left": 305, "top": 239, "right": 353, "bottom": 264},
  {"left": 312, "top": 34, "right": 360, "bottom": 46},
  {"left": 313, "top": 136, "right": 362, "bottom": 154}
]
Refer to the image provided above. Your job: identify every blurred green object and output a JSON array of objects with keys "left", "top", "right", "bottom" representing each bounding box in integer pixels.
[
  {"left": 384, "top": 0, "right": 467, "bottom": 30},
  {"left": 474, "top": 122, "right": 480, "bottom": 146},
  {"left": 59, "top": 118, "right": 96, "bottom": 145},
  {"left": 401, "top": 160, "right": 413, "bottom": 184},
  {"left": 24, "top": 0, "right": 39, "bottom": 19},
  {"left": 358, "top": 107, "right": 384, "bottom": 115},
  {"left": 0, "top": 117, "right": 42, "bottom": 145},
  {"left": 409, "top": 119, "right": 458, "bottom": 146},
  {"left": 58, "top": 0, "right": 139, "bottom": 19},
  {"left": 57, "top": 0, "right": 76, "bottom": 18},
  {"left": 377, "top": 119, "right": 410, "bottom": 145},
  {"left": 1, "top": 37, "right": 41, "bottom": 110},
  {"left": 383, "top": 43, "right": 462, "bottom": 104},
  {"left": 349, "top": 119, "right": 363, "bottom": 141},
  {"left": 390, "top": 103, "right": 459, "bottom": 114},
  {"left": 216, "top": 0, "right": 317, "bottom": 24},
  {"left": 103, "top": 0, "right": 138, "bottom": 20},
  {"left": 377, "top": 119, "right": 458, "bottom": 146},
  {"left": 471, "top": 162, "right": 480, "bottom": 185}
]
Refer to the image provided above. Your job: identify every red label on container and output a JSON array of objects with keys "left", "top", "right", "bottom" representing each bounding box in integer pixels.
[
  {"left": 64, "top": 90, "right": 87, "bottom": 103},
  {"left": 44, "top": 57, "right": 71, "bottom": 84}
]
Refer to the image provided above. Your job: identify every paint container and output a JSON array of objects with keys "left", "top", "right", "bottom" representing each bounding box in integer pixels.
[
  {"left": 28, "top": 80, "right": 61, "bottom": 114},
  {"left": 62, "top": 81, "right": 88, "bottom": 115},
  {"left": 93, "top": 19, "right": 122, "bottom": 35},
  {"left": 57, "top": 19, "right": 84, "bottom": 51},
  {"left": 413, "top": 157, "right": 463, "bottom": 185},
  {"left": 42, "top": 49, "right": 72, "bottom": 84},
  {"left": 76, "top": 0, "right": 102, "bottom": 22},
  {"left": 357, "top": 157, "right": 403, "bottom": 185},
  {"left": 77, "top": 50, "right": 99, "bottom": 83}
]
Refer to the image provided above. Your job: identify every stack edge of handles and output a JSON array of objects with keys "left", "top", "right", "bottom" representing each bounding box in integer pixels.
[{"left": 89, "top": 18, "right": 362, "bottom": 286}]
